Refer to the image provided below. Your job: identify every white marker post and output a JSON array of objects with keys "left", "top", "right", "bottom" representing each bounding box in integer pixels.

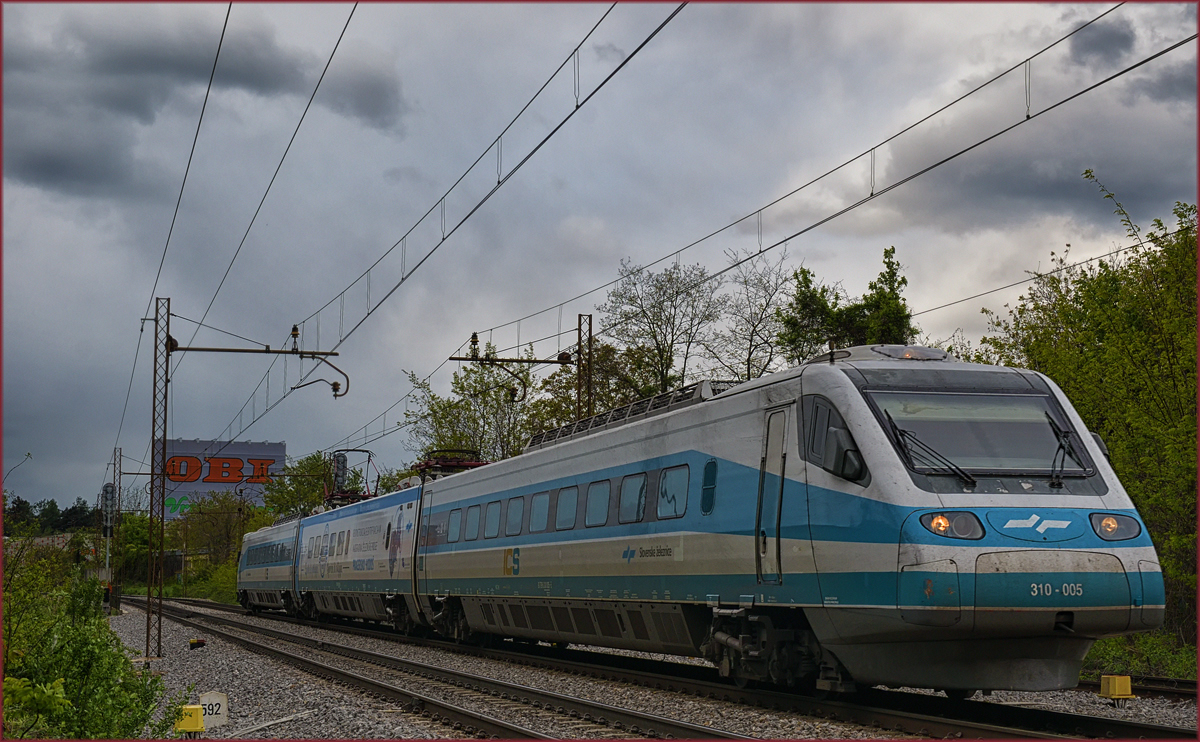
[{"left": 198, "top": 690, "right": 229, "bottom": 730}]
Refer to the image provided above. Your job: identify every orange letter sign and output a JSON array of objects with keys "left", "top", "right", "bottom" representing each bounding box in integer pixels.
[
  {"left": 166, "top": 456, "right": 203, "bottom": 482},
  {"left": 203, "top": 457, "right": 245, "bottom": 484}
]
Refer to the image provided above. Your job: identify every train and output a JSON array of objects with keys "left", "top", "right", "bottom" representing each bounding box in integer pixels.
[{"left": 237, "top": 344, "right": 1164, "bottom": 696}]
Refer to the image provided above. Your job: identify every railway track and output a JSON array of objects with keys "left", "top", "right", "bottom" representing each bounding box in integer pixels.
[
  {"left": 137, "top": 598, "right": 753, "bottom": 739},
  {"left": 150, "top": 598, "right": 1196, "bottom": 739}
]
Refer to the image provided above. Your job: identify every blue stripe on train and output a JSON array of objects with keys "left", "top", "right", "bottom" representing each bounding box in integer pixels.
[{"left": 290, "top": 569, "right": 1144, "bottom": 611}]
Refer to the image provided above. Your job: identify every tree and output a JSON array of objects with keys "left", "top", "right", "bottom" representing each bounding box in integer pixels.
[
  {"left": 262, "top": 452, "right": 329, "bottom": 517},
  {"left": 701, "top": 247, "right": 791, "bottom": 380},
  {"left": 777, "top": 247, "right": 918, "bottom": 363},
  {"left": 597, "top": 260, "right": 725, "bottom": 393},
  {"left": 404, "top": 345, "right": 540, "bottom": 462},
  {"left": 528, "top": 342, "right": 666, "bottom": 430},
  {"left": 168, "top": 490, "right": 252, "bottom": 566},
  {"left": 3, "top": 494, "right": 36, "bottom": 535},
  {"left": 860, "top": 246, "right": 919, "bottom": 345},
  {"left": 33, "top": 499, "right": 60, "bottom": 535},
  {"left": 775, "top": 265, "right": 843, "bottom": 364},
  {"left": 114, "top": 512, "right": 149, "bottom": 584},
  {"left": 57, "top": 497, "right": 96, "bottom": 532},
  {"left": 978, "top": 180, "right": 1196, "bottom": 643}
]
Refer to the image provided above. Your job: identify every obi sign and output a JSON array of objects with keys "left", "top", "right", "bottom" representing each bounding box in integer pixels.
[{"left": 165, "top": 439, "right": 285, "bottom": 517}]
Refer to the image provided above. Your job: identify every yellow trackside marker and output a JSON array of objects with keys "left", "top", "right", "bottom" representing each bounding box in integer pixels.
[
  {"left": 175, "top": 705, "right": 205, "bottom": 736},
  {"left": 1099, "top": 675, "right": 1136, "bottom": 708}
]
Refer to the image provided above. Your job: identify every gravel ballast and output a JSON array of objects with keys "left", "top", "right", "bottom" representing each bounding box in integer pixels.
[
  {"left": 110, "top": 603, "right": 1197, "bottom": 738},
  {"left": 109, "top": 609, "right": 437, "bottom": 739}
]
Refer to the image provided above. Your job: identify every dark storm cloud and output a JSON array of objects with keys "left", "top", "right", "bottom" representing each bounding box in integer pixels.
[
  {"left": 1134, "top": 60, "right": 1197, "bottom": 104},
  {"left": 213, "top": 23, "right": 313, "bottom": 98},
  {"left": 2, "top": 9, "right": 409, "bottom": 198},
  {"left": 2, "top": 109, "right": 145, "bottom": 197},
  {"left": 1068, "top": 17, "right": 1136, "bottom": 67},
  {"left": 321, "top": 49, "right": 409, "bottom": 133},
  {"left": 593, "top": 43, "right": 627, "bottom": 64}
]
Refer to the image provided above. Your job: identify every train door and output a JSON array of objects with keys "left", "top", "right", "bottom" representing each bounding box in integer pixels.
[
  {"left": 289, "top": 522, "right": 302, "bottom": 604},
  {"left": 755, "top": 406, "right": 789, "bottom": 584},
  {"left": 412, "top": 484, "right": 433, "bottom": 623}
]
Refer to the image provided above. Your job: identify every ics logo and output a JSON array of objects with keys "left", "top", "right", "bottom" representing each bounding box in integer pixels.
[{"left": 503, "top": 548, "right": 520, "bottom": 576}]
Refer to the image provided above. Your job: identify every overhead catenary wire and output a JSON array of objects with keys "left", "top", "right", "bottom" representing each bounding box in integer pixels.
[
  {"left": 117, "top": 5, "right": 360, "bottom": 487},
  {"left": 462, "top": 3, "right": 1130, "bottom": 345},
  {"left": 910, "top": 227, "right": 1191, "bottom": 318},
  {"left": 302, "top": 3, "right": 687, "bottom": 350},
  {"left": 205, "top": 4, "right": 687, "bottom": 451},
  {"left": 170, "top": 314, "right": 269, "bottom": 348},
  {"left": 293, "top": 3, "right": 620, "bottom": 331},
  {"left": 312, "top": 25, "right": 1198, "bottom": 466},
  {"left": 200, "top": 14, "right": 1195, "bottom": 477},
  {"left": 106, "top": 3, "right": 232, "bottom": 489},
  {"left": 172, "top": 3, "right": 359, "bottom": 379}
]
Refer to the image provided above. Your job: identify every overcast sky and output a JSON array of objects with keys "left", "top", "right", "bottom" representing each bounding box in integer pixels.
[{"left": 3, "top": 3, "right": 1196, "bottom": 511}]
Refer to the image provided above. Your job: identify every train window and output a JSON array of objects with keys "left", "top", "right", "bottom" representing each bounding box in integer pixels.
[
  {"left": 701, "top": 460, "right": 717, "bottom": 515},
  {"left": 307, "top": 537, "right": 314, "bottom": 559},
  {"left": 343, "top": 531, "right": 350, "bottom": 556},
  {"left": 322, "top": 534, "right": 329, "bottom": 557},
  {"left": 529, "top": 492, "right": 550, "bottom": 533},
  {"left": 619, "top": 474, "right": 647, "bottom": 523},
  {"left": 659, "top": 465, "right": 689, "bottom": 519},
  {"left": 506, "top": 497, "right": 524, "bottom": 536},
  {"left": 465, "top": 505, "right": 481, "bottom": 541},
  {"left": 335, "top": 532, "right": 342, "bottom": 557},
  {"left": 484, "top": 501, "right": 502, "bottom": 539},
  {"left": 802, "top": 395, "right": 868, "bottom": 484},
  {"left": 555, "top": 487, "right": 578, "bottom": 530},
  {"left": 586, "top": 481, "right": 610, "bottom": 527},
  {"left": 447, "top": 509, "right": 462, "bottom": 543}
]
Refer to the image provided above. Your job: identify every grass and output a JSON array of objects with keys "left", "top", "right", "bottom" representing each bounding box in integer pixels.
[
  {"left": 1082, "top": 631, "right": 1197, "bottom": 680},
  {"left": 119, "top": 559, "right": 239, "bottom": 605}
]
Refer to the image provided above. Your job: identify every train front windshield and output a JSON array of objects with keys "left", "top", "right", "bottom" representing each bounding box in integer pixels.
[{"left": 866, "top": 391, "right": 1092, "bottom": 476}]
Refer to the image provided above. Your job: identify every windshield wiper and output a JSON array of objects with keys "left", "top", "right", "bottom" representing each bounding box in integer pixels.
[
  {"left": 885, "top": 411, "right": 977, "bottom": 487},
  {"left": 1045, "top": 412, "right": 1084, "bottom": 488}
]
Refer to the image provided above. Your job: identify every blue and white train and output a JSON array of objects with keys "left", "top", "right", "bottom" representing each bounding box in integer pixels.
[{"left": 237, "top": 345, "right": 1163, "bottom": 695}]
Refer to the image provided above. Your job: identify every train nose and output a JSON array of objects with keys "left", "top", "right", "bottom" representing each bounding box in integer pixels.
[{"left": 974, "top": 550, "right": 1132, "bottom": 635}]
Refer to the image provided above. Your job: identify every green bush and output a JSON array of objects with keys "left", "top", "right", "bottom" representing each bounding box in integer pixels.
[
  {"left": 2, "top": 539, "right": 187, "bottom": 738},
  {"left": 1082, "top": 631, "right": 1198, "bottom": 680}
]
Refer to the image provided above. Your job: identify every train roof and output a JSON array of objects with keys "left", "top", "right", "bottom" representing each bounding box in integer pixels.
[{"left": 522, "top": 345, "right": 1028, "bottom": 454}]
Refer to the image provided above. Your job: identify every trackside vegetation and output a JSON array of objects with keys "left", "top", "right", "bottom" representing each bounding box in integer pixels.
[{"left": 1, "top": 522, "right": 188, "bottom": 738}]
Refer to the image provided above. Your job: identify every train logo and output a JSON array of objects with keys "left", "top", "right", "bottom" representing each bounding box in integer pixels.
[
  {"left": 503, "top": 548, "right": 520, "bottom": 576},
  {"left": 1004, "top": 514, "right": 1071, "bottom": 533}
]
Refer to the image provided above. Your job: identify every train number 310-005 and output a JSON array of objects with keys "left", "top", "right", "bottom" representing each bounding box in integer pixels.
[{"left": 1031, "top": 583, "right": 1083, "bottom": 597}]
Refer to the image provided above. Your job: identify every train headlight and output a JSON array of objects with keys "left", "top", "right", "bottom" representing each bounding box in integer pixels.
[
  {"left": 920, "top": 512, "right": 984, "bottom": 540},
  {"left": 1090, "top": 513, "right": 1141, "bottom": 541}
]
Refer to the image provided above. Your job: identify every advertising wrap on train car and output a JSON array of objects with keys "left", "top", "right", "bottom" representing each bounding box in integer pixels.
[{"left": 165, "top": 439, "right": 285, "bottom": 517}]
